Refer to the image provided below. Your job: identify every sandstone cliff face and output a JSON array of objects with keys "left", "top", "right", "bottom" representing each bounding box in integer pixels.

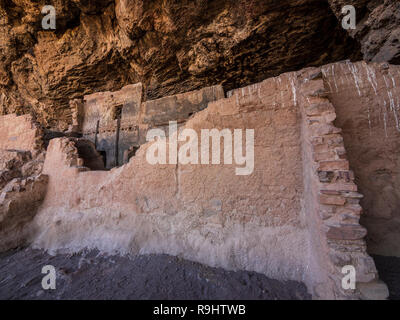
[
  {"left": 0, "top": 60, "right": 396, "bottom": 299},
  {"left": 1, "top": 0, "right": 362, "bottom": 129}
]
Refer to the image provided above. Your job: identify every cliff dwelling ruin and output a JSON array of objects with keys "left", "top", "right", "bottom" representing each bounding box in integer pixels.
[
  {"left": 1, "top": 60, "right": 399, "bottom": 300},
  {"left": 75, "top": 84, "right": 224, "bottom": 169},
  {"left": 0, "top": 0, "right": 400, "bottom": 302}
]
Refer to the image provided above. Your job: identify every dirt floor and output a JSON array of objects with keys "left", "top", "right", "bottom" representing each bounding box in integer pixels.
[{"left": 0, "top": 248, "right": 311, "bottom": 300}]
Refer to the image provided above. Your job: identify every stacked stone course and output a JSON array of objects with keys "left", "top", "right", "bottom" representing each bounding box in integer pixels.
[{"left": 299, "top": 68, "right": 388, "bottom": 299}]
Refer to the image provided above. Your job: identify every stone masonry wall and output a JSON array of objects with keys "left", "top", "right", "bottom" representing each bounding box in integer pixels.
[
  {"left": 31, "top": 73, "right": 310, "bottom": 288},
  {"left": 298, "top": 66, "right": 387, "bottom": 299},
  {"left": 0, "top": 174, "right": 48, "bottom": 252},
  {"left": 0, "top": 114, "right": 42, "bottom": 154},
  {"left": 25, "top": 61, "right": 397, "bottom": 299},
  {"left": 323, "top": 61, "right": 400, "bottom": 257}
]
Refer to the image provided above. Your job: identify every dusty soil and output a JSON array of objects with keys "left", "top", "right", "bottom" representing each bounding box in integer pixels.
[
  {"left": 0, "top": 248, "right": 310, "bottom": 300},
  {"left": 373, "top": 255, "right": 400, "bottom": 300}
]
